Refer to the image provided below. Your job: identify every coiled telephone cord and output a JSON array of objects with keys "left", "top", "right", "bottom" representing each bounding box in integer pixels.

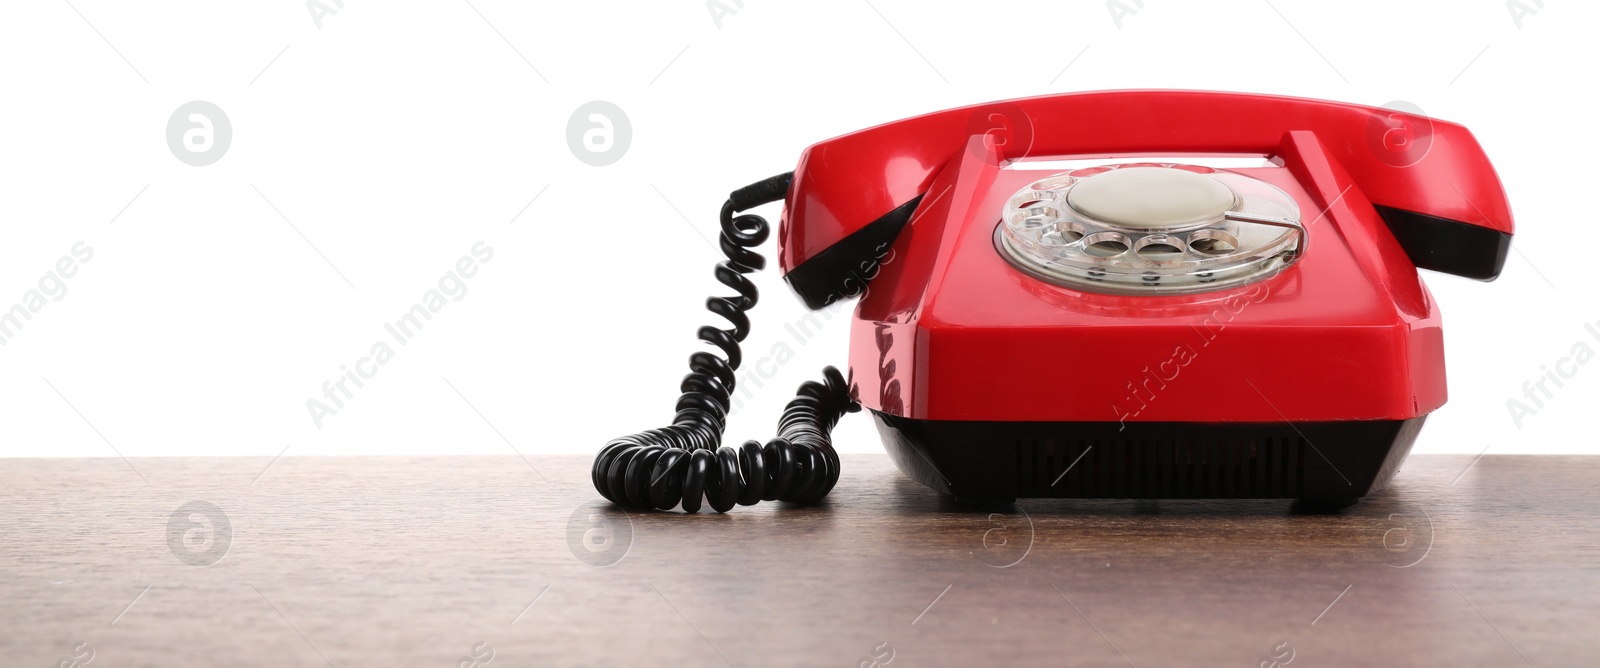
[{"left": 592, "top": 172, "right": 859, "bottom": 513}]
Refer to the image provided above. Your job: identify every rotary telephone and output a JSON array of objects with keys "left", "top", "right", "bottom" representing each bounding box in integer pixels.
[{"left": 593, "top": 90, "right": 1513, "bottom": 512}]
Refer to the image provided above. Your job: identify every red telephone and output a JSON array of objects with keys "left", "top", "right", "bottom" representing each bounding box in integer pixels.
[{"left": 594, "top": 90, "right": 1513, "bottom": 512}]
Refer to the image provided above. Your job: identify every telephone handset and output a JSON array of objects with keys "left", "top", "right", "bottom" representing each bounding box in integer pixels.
[{"left": 595, "top": 90, "right": 1513, "bottom": 512}]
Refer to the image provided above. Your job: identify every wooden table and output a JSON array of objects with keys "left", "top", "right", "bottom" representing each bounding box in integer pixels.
[{"left": 2, "top": 454, "right": 1594, "bottom": 667}]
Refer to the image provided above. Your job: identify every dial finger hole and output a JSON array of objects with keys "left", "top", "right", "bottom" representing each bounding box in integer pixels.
[
  {"left": 1082, "top": 232, "right": 1130, "bottom": 257},
  {"left": 1008, "top": 190, "right": 1056, "bottom": 210},
  {"left": 1134, "top": 234, "right": 1186, "bottom": 260},
  {"left": 1054, "top": 222, "right": 1087, "bottom": 244},
  {"left": 1028, "top": 175, "right": 1077, "bottom": 191},
  {"left": 1189, "top": 229, "right": 1240, "bottom": 256},
  {"left": 1009, "top": 206, "right": 1060, "bottom": 230}
]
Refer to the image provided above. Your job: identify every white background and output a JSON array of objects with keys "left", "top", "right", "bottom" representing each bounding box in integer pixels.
[{"left": 0, "top": 0, "right": 1593, "bottom": 459}]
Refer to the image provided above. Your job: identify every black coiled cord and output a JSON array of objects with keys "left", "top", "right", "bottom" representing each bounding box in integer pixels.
[{"left": 592, "top": 172, "right": 860, "bottom": 513}]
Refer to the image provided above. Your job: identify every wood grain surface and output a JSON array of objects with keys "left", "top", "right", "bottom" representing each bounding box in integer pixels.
[{"left": 1, "top": 454, "right": 1596, "bottom": 667}]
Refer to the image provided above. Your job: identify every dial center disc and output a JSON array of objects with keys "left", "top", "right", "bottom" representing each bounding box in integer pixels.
[{"left": 1066, "top": 166, "right": 1237, "bottom": 230}]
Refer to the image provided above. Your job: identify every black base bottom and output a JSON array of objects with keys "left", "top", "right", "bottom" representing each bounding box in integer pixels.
[{"left": 872, "top": 412, "right": 1424, "bottom": 507}]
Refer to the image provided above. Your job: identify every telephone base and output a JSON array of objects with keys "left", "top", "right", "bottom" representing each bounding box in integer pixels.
[{"left": 872, "top": 412, "right": 1424, "bottom": 506}]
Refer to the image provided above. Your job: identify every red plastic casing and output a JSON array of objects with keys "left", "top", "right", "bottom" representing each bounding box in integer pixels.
[{"left": 776, "top": 91, "right": 1513, "bottom": 423}]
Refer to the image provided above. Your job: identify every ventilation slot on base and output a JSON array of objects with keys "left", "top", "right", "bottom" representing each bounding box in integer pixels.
[{"left": 1016, "top": 436, "right": 1306, "bottom": 499}]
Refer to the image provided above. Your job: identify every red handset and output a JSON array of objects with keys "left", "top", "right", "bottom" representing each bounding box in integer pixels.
[
  {"left": 595, "top": 90, "right": 1514, "bottom": 513},
  {"left": 781, "top": 90, "right": 1510, "bottom": 308}
]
